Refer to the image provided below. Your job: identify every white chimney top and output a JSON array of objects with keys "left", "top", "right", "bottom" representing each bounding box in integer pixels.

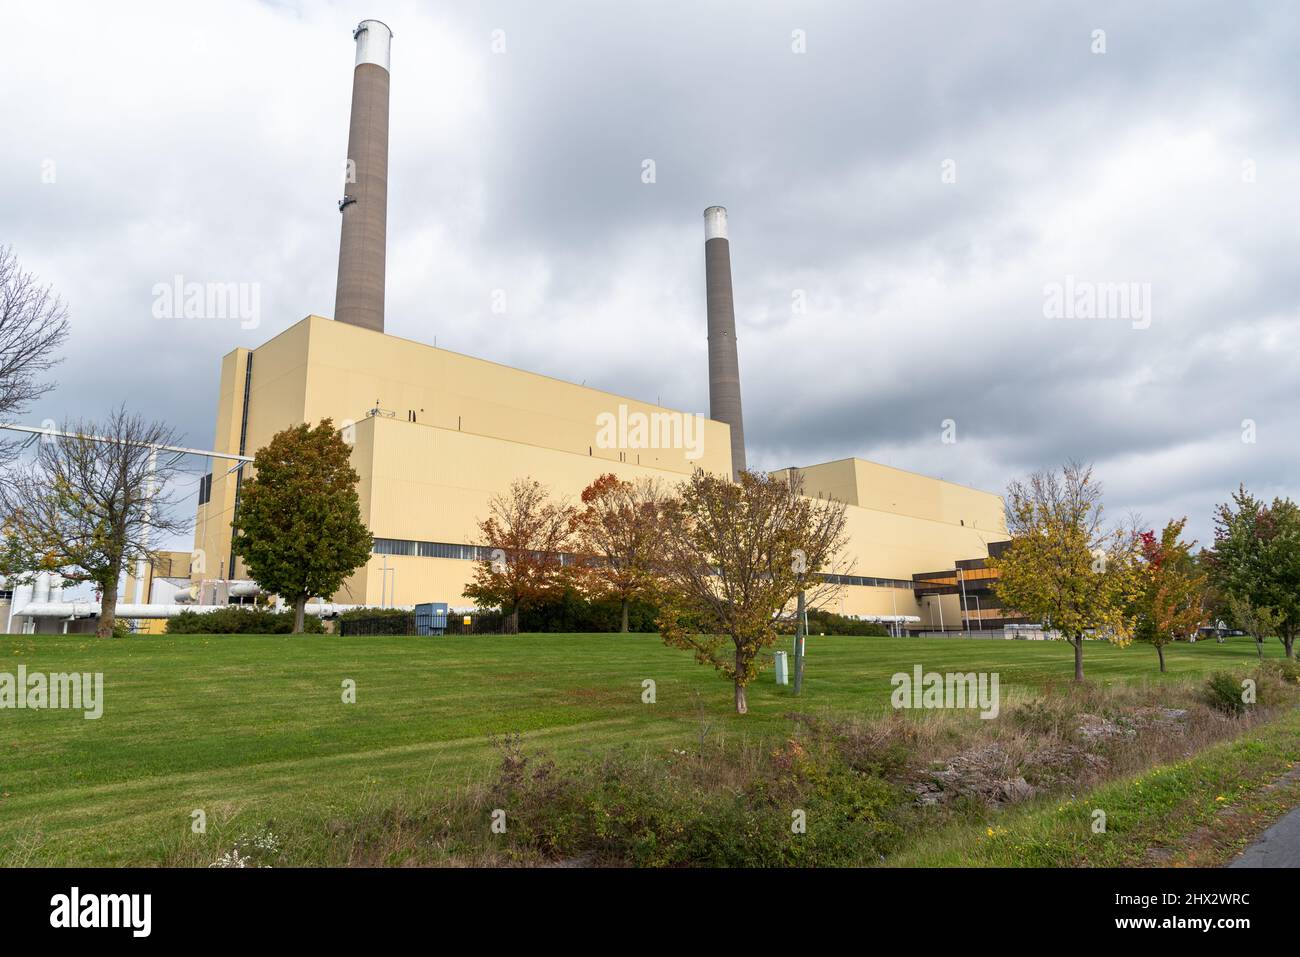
[
  {"left": 354, "top": 19, "right": 393, "bottom": 71},
  {"left": 704, "top": 205, "right": 729, "bottom": 241}
]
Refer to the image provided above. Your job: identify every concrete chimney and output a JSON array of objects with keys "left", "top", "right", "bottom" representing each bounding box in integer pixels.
[
  {"left": 334, "top": 19, "right": 393, "bottom": 333},
  {"left": 703, "top": 206, "right": 747, "bottom": 478}
]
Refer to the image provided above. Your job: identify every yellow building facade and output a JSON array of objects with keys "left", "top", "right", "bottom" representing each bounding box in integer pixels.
[{"left": 193, "top": 315, "right": 1005, "bottom": 626}]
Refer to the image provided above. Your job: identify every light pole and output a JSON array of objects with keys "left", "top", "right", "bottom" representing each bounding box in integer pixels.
[
  {"left": 793, "top": 590, "right": 807, "bottom": 695},
  {"left": 958, "top": 567, "right": 971, "bottom": 638}
]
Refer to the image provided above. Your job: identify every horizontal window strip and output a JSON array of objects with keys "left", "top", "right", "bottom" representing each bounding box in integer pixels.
[
  {"left": 371, "top": 538, "right": 913, "bottom": 589},
  {"left": 819, "top": 573, "right": 916, "bottom": 590}
]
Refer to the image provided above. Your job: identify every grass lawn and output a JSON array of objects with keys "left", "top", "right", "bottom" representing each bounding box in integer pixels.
[{"left": 0, "top": 631, "right": 1285, "bottom": 865}]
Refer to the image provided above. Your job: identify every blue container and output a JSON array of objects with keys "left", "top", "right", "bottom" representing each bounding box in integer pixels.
[{"left": 414, "top": 602, "right": 450, "bottom": 636}]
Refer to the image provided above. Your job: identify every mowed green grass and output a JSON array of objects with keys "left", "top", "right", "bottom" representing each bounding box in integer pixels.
[{"left": 0, "top": 632, "right": 1279, "bottom": 865}]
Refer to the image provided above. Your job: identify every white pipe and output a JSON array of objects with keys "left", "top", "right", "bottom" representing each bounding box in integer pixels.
[
  {"left": 12, "top": 600, "right": 412, "bottom": 620},
  {"left": 0, "top": 423, "right": 252, "bottom": 463},
  {"left": 167, "top": 580, "right": 260, "bottom": 604},
  {"left": 308, "top": 602, "right": 414, "bottom": 617}
]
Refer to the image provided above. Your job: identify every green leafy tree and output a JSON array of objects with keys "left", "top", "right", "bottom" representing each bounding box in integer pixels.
[
  {"left": 1211, "top": 486, "right": 1300, "bottom": 659},
  {"left": 1132, "top": 518, "right": 1208, "bottom": 672},
  {"left": 231, "top": 420, "right": 372, "bottom": 633},
  {"left": 656, "top": 470, "right": 849, "bottom": 714},
  {"left": 991, "top": 462, "right": 1142, "bottom": 681}
]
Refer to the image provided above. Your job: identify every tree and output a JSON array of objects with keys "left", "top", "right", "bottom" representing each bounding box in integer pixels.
[
  {"left": 231, "top": 420, "right": 372, "bottom": 633},
  {"left": 991, "top": 462, "right": 1141, "bottom": 681},
  {"left": 655, "top": 470, "right": 849, "bottom": 715},
  {"left": 0, "top": 407, "right": 188, "bottom": 637},
  {"left": 464, "top": 478, "right": 576, "bottom": 633},
  {"left": 0, "top": 246, "right": 71, "bottom": 467},
  {"left": 1132, "top": 518, "right": 1208, "bottom": 673},
  {"left": 1210, "top": 486, "right": 1300, "bottom": 659},
  {"left": 1227, "top": 594, "right": 1280, "bottom": 662},
  {"left": 572, "top": 473, "right": 664, "bottom": 633}
]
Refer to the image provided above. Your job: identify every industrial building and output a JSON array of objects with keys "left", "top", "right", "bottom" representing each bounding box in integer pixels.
[
  {"left": 188, "top": 17, "right": 1010, "bottom": 630},
  {"left": 189, "top": 315, "right": 1006, "bottom": 627},
  {"left": 5, "top": 19, "right": 1010, "bottom": 634}
]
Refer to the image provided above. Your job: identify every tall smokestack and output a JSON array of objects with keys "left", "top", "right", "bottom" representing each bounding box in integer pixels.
[
  {"left": 703, "top": 206, "right": 747, "bottom": 478},
  {"left": 334, "top": 19, "right": 392, "bottom": 333}
]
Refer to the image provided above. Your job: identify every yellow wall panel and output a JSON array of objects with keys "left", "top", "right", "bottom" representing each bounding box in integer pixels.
[{"left": 194, "top": 315, "right": 1008, "bottom": 620}]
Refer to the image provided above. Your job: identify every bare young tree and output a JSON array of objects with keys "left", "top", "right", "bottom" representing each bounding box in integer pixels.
[
  {"left": 0, "top": 407, "right": 190, "bottom": 637},
  {"left": 0, "top": 247, "right": 71, "bottom": 465},
  {"left": 993, "top": 461, "right": 1142, "bottom": 681},
  {"left": 657, "top": 470, "right": 850, "bottom": 714},
  {"left": 1227, "top": 594, "right": 1281, "bottom": 663}
]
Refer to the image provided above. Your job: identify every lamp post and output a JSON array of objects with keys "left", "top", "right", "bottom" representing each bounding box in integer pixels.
[
  {"left": 958, "top": 567, "right": 971, "bottom": 638},
  {"left": 793, "top": 590, "right": 807, "bottom": 695}
]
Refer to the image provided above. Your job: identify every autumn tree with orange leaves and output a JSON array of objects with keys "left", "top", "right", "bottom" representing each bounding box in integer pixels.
[
  {"left": 464, "top": 478, "right": 577, "bottom": 633},
  {"left": 1132, "top": 518, "right": 1208, "bottom": 672},
  {"left": 572, "top": 473, "right": 665, "bottom": 633}
]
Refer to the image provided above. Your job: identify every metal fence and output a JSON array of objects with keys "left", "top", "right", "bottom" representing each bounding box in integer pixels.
[{"left": 338, "top": 613, "right": 413, "bottom": 636}]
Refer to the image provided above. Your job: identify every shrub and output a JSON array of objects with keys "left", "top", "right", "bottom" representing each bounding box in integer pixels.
[
  {"left": 337, "top": 607, "right": 413, "bottom": 622},
  {"left": 1009, "top": 698, "right": 1062, "bottom": 735},
  {"left": 477, "top": 725, "right": 913, "bottom": 867},
  {"left": 518, "top": 588, "right": 660, "bottom": 633},
  {"left": 464, "top": 587, "right": 660, "bottom": 633},
  {"left": 337, "top": 609, "right": 414, "bottom": 636},
  {"left": 779, "top": 608, "right": 889, "bottom": 636},
  {"left": 166, "top": 607, "right": 323, "bottom": 635},
  {"left": 1202, "top": 671, "right": 1253, "bottom": 715},
  {"left": 1261, "top": 658, "right": 1300, "bottom": 685}
]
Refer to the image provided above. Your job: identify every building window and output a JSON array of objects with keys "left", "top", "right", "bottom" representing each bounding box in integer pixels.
[
  {"left": 373, "top": 539, "right": 567, "bottom": 565},
  {"left": 373, "top": 538, "right": 416, "bottom": 556},
  {"left": 368, "top": 539, "right": 916, "bottom": 589}
]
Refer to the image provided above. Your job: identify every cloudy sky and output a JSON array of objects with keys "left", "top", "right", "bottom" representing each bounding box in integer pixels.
[{"left": 3, "top": 0, "right": 1297, "bottom": 548}]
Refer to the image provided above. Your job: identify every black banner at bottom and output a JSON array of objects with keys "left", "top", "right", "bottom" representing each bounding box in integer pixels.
[{"left": 0, "top": 866, "right": 1274, "bottom": 942}]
